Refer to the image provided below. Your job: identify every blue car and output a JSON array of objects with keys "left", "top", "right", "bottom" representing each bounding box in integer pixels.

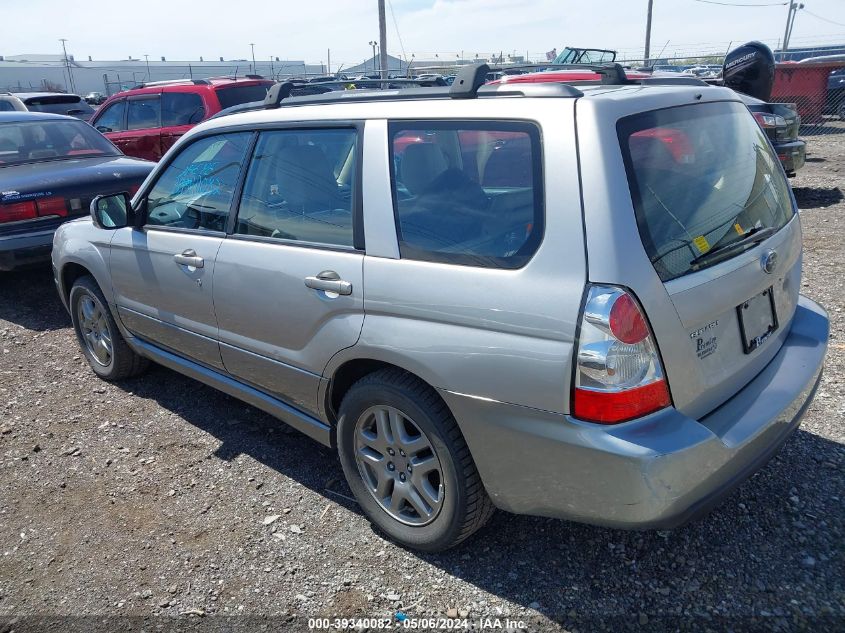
[{"left": 0, "top": 112, "right": 154, "bottom": 271}]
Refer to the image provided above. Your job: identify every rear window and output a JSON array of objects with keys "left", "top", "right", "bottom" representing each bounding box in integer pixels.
[
  {"left": 0, "top": 119, "right": 119, "bottom": 166},
  {"left": 23, "top": 95, "right": 94, "bottom": 116},
  {"left": 618, "top": 101, "right": 794, "bottom": 282},
  {"left": 215, "top": 84, "right": 271, "bottom": 110},
  {"left": 389, "top": 120, "right": 543, "bottom": 269}
]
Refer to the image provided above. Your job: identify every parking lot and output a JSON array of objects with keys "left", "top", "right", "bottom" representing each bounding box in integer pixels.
[{"left": 0, "top": 123, "right": 843, "bottom": 631}]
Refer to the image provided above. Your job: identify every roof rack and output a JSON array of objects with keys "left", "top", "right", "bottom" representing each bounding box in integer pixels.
[
  {"left": 132, "top": 78, "right": 210, "bottom": 89},
  {"left": 205, "top": 74, "right": 267, "bottom": 82},
  {"left": 258, "top": 76, "right": 582, "bottom": 111}
]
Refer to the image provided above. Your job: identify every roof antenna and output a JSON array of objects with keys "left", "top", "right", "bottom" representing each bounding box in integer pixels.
[{"left": 450, "top": 62, "right": 489, "bottom": 99}]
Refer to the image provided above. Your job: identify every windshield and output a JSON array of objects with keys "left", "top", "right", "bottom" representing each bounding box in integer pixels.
[
  {"left": 617, "top": 101, "right": 794, "bottom": 282},
  {"left": 215, "top": 83, "right": 272, "bottom": 109},
  {"left": 553, "top": 47, "right": 616, "bottom": 64},
  {"left": 0, "top": 119, "right": 120, "bottom": 166}
]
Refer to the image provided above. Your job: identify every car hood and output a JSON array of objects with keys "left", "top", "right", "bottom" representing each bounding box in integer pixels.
[{"left": 0, "top": 155, "right": 154, "bottom": 202}]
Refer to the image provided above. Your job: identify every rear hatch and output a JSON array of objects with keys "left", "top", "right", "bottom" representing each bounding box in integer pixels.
[
  {"left": 614, "top": 99, "right": 801, "bottom": 419},
  {"left": 23, "top": 95, "right": 95, "bottom": 121}
]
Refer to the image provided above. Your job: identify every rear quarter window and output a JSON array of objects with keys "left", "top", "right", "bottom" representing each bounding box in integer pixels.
[
  {"left": 388, "top": 120, "right": 543, "bottom": 269},
  {"left": 617, "top": 101, "right": 794, "bottom": 282}
]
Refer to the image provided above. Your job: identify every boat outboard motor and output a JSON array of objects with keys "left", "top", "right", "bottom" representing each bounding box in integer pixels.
[{"left": 722, "top": 41, "right": 775, "bottom": 101}]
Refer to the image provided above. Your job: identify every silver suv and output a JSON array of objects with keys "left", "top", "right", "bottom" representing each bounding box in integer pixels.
[{"left": 52, "top": 65, "right": 829, "bottom": 551}]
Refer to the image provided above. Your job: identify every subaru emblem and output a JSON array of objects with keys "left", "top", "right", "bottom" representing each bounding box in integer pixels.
[{"left": 761, "top": 250, "right": 777, "bottom": 274}]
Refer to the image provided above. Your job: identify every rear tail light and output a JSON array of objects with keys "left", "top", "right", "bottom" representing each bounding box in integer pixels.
[
  {"left": 573, "top": 285, "right": 671, "bottom": 424},
  {"left": 35, "top": 196, "right": 68, "bottom": 217},
  {"left": 753, "top": 112, "right": 786, "bottom": 129},
  {"left": 0, "top": 201, "right": 38, "bottom": 223}
]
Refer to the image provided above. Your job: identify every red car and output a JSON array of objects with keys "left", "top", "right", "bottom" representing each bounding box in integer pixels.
[{"left": 89, "top": 77, "right": 273, "bottom": 161}]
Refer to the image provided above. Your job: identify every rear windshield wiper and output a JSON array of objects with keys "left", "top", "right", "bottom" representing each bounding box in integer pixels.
[{"left": 690, "top": 226, "right": 777, "bottom": 270}]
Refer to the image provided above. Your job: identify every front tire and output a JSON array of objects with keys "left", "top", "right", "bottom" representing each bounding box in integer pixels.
[
  {"left": 69, "top": 275, "right": 148, "bottom": 380},
  {"left": 337, "top": 368, "right": 494, "bottom": 551}
]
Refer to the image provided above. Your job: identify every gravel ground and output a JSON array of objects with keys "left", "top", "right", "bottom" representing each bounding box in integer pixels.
[{"left": 0, "top": 124, "right": 843, "bottom": 633}]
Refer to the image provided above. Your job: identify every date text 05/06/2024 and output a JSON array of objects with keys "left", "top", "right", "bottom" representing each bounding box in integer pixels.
[{"left": 307, "top": 615, "right": 529, "bottom": 629}]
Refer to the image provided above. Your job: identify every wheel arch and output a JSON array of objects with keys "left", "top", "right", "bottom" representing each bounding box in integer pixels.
[{"left": 324, "top": 357, "right": 452, "bottom": 429}]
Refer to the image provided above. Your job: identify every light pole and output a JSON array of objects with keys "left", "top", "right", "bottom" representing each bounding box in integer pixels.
[
  {"left": 144, "top": 54, "right": 151, "bottom": 80},
  {"left": 250, "top": 43, "right": 256, "bottom": 74},
  {"left": 644, "top": 0, "right": 654, "bottom": 65},
  {"left": 59, "top": 38, "right": 75, "bottom": 93},
  {"left": 369, "top": 41, "right": 378, "bottom": 75}
]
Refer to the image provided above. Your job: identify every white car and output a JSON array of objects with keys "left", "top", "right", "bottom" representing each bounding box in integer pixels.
[{"left": 0, "top": 93, "right": 27, "bottom": 113}]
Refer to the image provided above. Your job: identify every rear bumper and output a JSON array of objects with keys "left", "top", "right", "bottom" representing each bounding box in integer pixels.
[
  {"left": 443, "top": 295, "right": 828, "bottom": 529},
  {"left": 774, "top": 138, "right": 806, "bottom": 175},
  {"left": 0, "top": 228, "right": 55, "bottom": 271}
]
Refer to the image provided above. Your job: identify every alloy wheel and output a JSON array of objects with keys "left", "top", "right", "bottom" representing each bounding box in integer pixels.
[
  {"left": 353, "top": 405, "right": 444, "bottom": 526},
  {"left": 77, "top": 294, "right": 113, "bottom": 367}
]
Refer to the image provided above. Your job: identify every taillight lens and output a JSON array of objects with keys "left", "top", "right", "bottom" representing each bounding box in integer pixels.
[
  {"left": 573, "top": 285, "right": 671, "bottom": 424},
  {"left": 753, "top": 112, "right": 786, "bottom": 129},
  {"left": 0, "top": 201, "right": 38, "bottom": 223},
  {"left": 35, "top": 196, "right": 68, "bottom": 217}
]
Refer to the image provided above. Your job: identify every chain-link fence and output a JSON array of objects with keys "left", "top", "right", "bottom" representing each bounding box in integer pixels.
[{"left": 769, "top": 63, "right": 845, "bottom": 138}]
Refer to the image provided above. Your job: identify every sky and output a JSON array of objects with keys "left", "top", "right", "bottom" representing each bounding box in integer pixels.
[{"left": 2, "top": 0, "right": 844, "bottom": 66}]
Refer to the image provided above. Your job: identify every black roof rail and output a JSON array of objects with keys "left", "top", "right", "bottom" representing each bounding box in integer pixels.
[
  {"left": 246, "top": 80, "right": 583, "bottom": 113},
  {"left": 449, "top": 63, "right": 490, "bottom": 98},
  {"left": 244, "top": 74, "right": 265, "bottom": 79}
]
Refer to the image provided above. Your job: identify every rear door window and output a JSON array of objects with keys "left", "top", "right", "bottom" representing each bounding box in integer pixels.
[
  {"left": 127, "top": 97, "right": 161, "bottom": 131},
  {"left": 388, "top": 120, "right": 543, "bottom": 269},
  {"left": 162, "top": 92, "right": 205, "bottom": 126},
  {"left": 235, "top": 128, "right": 357, "bottom": 247},
  {"left": 617, "top": 101, "right": 794, "bottom": 282}
]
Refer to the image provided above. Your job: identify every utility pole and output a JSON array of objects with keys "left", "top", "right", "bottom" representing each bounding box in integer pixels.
[
  {"left": 250, "top": 43, "right": 256, "bottom": 74},
  {"left": 378, "top": 0, "right": 388, "bottom": 79},
  {"left": 644, "top": 0, "right": 654, "bottom": 65},
  {"left": 59, "top": 38, "right": 75, "bottom": 93},
  {"left": 144, "top": 54, "right": 150, "bottom": 80},
  {"left": 327, "top": 48, "right": 331, "bottom": 75},
  {"left": 782, "top": 2, "right": 804, "bottom": 56}
]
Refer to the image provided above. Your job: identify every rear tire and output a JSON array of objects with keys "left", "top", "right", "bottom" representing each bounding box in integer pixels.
[
  {"left": 337, "top": 368, "right": 494, "bottom": 552},
  {"left": 69, "top": 275, "right": 148, "bottom": 381}
]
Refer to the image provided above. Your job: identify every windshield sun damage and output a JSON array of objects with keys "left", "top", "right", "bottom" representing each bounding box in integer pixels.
[
  {"left": 0, "top": 120, "right": 119, "bottom": 166},
  {"left": 618, "top": 101, "right": 794, "bottom": 282}
]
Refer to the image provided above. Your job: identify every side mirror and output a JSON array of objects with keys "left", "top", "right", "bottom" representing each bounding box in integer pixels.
[{"left": 90, "top": 192, "right": 133, "bottom": 230}]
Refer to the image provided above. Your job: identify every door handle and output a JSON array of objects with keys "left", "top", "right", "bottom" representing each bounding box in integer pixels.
[
  {"left": 173, "top": 249, "right": 204, "bottom": 268},
  {"left": 304, "top": 270, "right": 352, "bottom": 295}
]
